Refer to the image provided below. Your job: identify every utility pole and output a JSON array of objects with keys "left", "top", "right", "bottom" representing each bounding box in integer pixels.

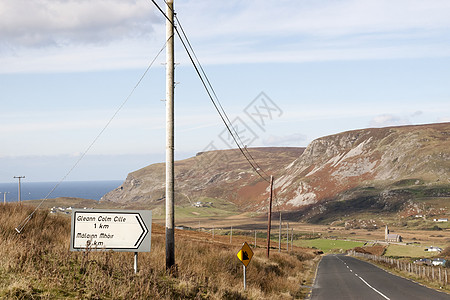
[
  {"left": 165, "top": 0, "right": 175, "bottom": 270},
  {"left": 266, "top": 175, "right": 274, "bottom": 258},
  {"left": 2, "top": 192, "right": 9, "bottom": 204},
  {"left": 14, "top": 176, "right": 25, "bottom": 204}
]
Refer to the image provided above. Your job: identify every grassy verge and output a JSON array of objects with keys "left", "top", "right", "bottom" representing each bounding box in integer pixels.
[{"left": 0, "top": 204, "right": 317, "bottom": 299}]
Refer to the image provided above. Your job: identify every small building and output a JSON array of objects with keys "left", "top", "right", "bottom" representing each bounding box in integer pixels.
[
  {"left": 414, "top": 258, "right": 432, "bottom": 266},
  {"left": 426, "top": 246, "right": 443, "bottom": 252},
  {"left": 432, "top": 258, "right": 446, "bottom": 266},
  {"left": 433, "top": 218, "right": 448, "bottom": 222},
  {"left": 385, "top": 225, "right": 402, "bottom": 242}
]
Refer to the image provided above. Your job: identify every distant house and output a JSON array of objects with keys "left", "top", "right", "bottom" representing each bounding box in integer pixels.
[
  {"left": 432, "top": 258, "right": 446, "bottom": 266},
  {"left": 193, "top": 201, "right": 213, "bottom": 208},
  {"left": 426, "top": 246, "right": 443, "bottom": 252},
  {"left": 433, "top": 218, "right": 448, "bottom": 222},
  {"left": 414, "top": 258, "right": 432, "bottom": 266},
  {"left": 385, "top": 225, "right": 402, "bottom": 242}
]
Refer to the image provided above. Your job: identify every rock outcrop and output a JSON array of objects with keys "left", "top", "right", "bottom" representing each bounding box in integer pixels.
[{"left": 275, "top": 122, "right": 449, "bottom": 209}]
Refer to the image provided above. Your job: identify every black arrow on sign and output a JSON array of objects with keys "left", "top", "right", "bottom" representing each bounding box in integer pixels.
[{"left": 134, "top": 215, "right": 149, "bottom": 247}]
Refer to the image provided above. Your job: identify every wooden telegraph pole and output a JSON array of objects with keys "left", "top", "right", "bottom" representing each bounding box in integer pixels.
[
  {"left": 165, "top": 0, "right": 175, "bottom": 270},
  {"left": 266, "top": 175, "right": 274, "bottom": 258}
]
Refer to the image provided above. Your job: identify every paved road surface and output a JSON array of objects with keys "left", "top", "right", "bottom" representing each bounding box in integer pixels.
[{"left": 310, "top": 254, "right": 450, "bottom": 300}]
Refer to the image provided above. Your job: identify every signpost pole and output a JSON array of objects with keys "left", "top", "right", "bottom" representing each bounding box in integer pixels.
[
  {"left": 243, "top": 265, "right": 246, "bottom": 290},
  {"left": 134, "top": 252, "right": 138, "bottom": 274}
]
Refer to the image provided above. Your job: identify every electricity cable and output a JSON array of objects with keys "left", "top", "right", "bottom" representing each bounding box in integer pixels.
[
  {"left": 174, "top": 15, "right": 271, "bottom": 180},
  {"left": 15, "top": 38, "right": 170, "bottom": 234},
  {"left": 169, "top": 3, "right": 269, "bottom": 181},
  {"left": 151, "top": 0, "right": 270, "bottom": 182}
]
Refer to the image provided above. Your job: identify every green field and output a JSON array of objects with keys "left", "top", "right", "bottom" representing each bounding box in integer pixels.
[
  {"left": 384, "top": 244, "right": 444, "bottom": 258},
  {"left": 153, "top": 197, "right": 241, "bottom": 220},
  {"left": 295, "top": 239, "right": 365, "bottom": 253}
]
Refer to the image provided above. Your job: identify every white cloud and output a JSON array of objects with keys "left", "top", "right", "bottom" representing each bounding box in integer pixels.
[
  {"left": 0, "top": 0, "right": 159, "bottom": 49},
  {"left": 1, "top": 0, "right": 450, "bottom": 73},
  {"left": 368, "top": 114, "right": 410, "bottom": 127},
  {"left": 411, "top": 110, "right": 423, "bottom": 117},
  {"left": 436, "top": 116, "right": 450, "bottom": 123},
  {"left": 178, "top": 0, "right": 450, "bottom": 39}
]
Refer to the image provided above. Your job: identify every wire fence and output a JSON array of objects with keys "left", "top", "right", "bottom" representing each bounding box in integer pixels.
[
  {"left": 348, "top": 250, "right": 448, "bottom": 286},
  {"left": 185, "top": 226, "right": 298, "bottom": 252}
]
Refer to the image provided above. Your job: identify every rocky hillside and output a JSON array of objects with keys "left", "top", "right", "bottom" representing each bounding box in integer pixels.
[
  {"left": 275, "top": 122, "right": 449, "bottom": 209},
  {"left": 101, "top": 123, "right": 449, "bottom": 215},
  {"left": 101, "top": 147, "right": 304, "bottom": 211}
]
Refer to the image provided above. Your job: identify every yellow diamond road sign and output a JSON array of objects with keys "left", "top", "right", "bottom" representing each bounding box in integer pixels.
[{"left": 237, "top": 242, "right": 253, "bottom": 267}]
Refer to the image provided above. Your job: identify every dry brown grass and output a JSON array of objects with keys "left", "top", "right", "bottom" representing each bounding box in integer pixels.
[{"left": 0, "top": 204, "right": 318, "bottom": 299}]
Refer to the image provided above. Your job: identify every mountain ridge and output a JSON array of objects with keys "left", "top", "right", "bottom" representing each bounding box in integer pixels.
[{"left": 101, "top": 122, "right": 449, "bottom": 218}]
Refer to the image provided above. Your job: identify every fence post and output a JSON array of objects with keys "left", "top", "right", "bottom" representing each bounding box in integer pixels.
[
  {"left": 230, "top": 226, "right": 232, "bottom": 244},
  {"left": 291, "top": 228, "right": 293, "bottom": 251}
]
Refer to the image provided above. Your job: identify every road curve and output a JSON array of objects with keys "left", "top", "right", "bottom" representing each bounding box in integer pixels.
[{"left": 310, "top": 254, "right": 450, "bottom": 300}]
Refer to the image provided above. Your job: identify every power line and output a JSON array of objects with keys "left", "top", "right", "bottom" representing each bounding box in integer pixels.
[
  {"left": 150, "top": 0, "right": 270, "bottom": 182},
  {"left": 174, "top": 15, "right": 270, "bottom": 179},
  {"left": 15, "top": 39, "right": 170, "bottom": 234}
]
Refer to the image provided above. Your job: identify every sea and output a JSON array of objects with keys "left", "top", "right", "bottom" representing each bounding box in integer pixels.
[{"left": 0, "top": 180, "right": 123, "bottom": 203}]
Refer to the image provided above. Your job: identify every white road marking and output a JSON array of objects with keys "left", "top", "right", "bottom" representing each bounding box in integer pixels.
[
  {"left": 357, "top": 275, "right": 391, "bottom": 300},
  {"left": 337, "top": 256, "right": 390, "bottom": 300}
]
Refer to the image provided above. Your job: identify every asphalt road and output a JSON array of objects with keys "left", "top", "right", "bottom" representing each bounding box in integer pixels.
[{"left": 310, "top": 254, "right": 450, "bottom": 300}]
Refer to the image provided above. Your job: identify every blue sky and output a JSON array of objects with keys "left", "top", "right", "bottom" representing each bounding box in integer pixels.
[{"left": 1, "top": 0, "right": 449, "bottom": 183}]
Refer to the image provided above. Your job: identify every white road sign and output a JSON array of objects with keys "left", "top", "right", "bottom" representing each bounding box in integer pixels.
[{"left": 70, "top": 209, "right": 151, "bottom": 252}]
